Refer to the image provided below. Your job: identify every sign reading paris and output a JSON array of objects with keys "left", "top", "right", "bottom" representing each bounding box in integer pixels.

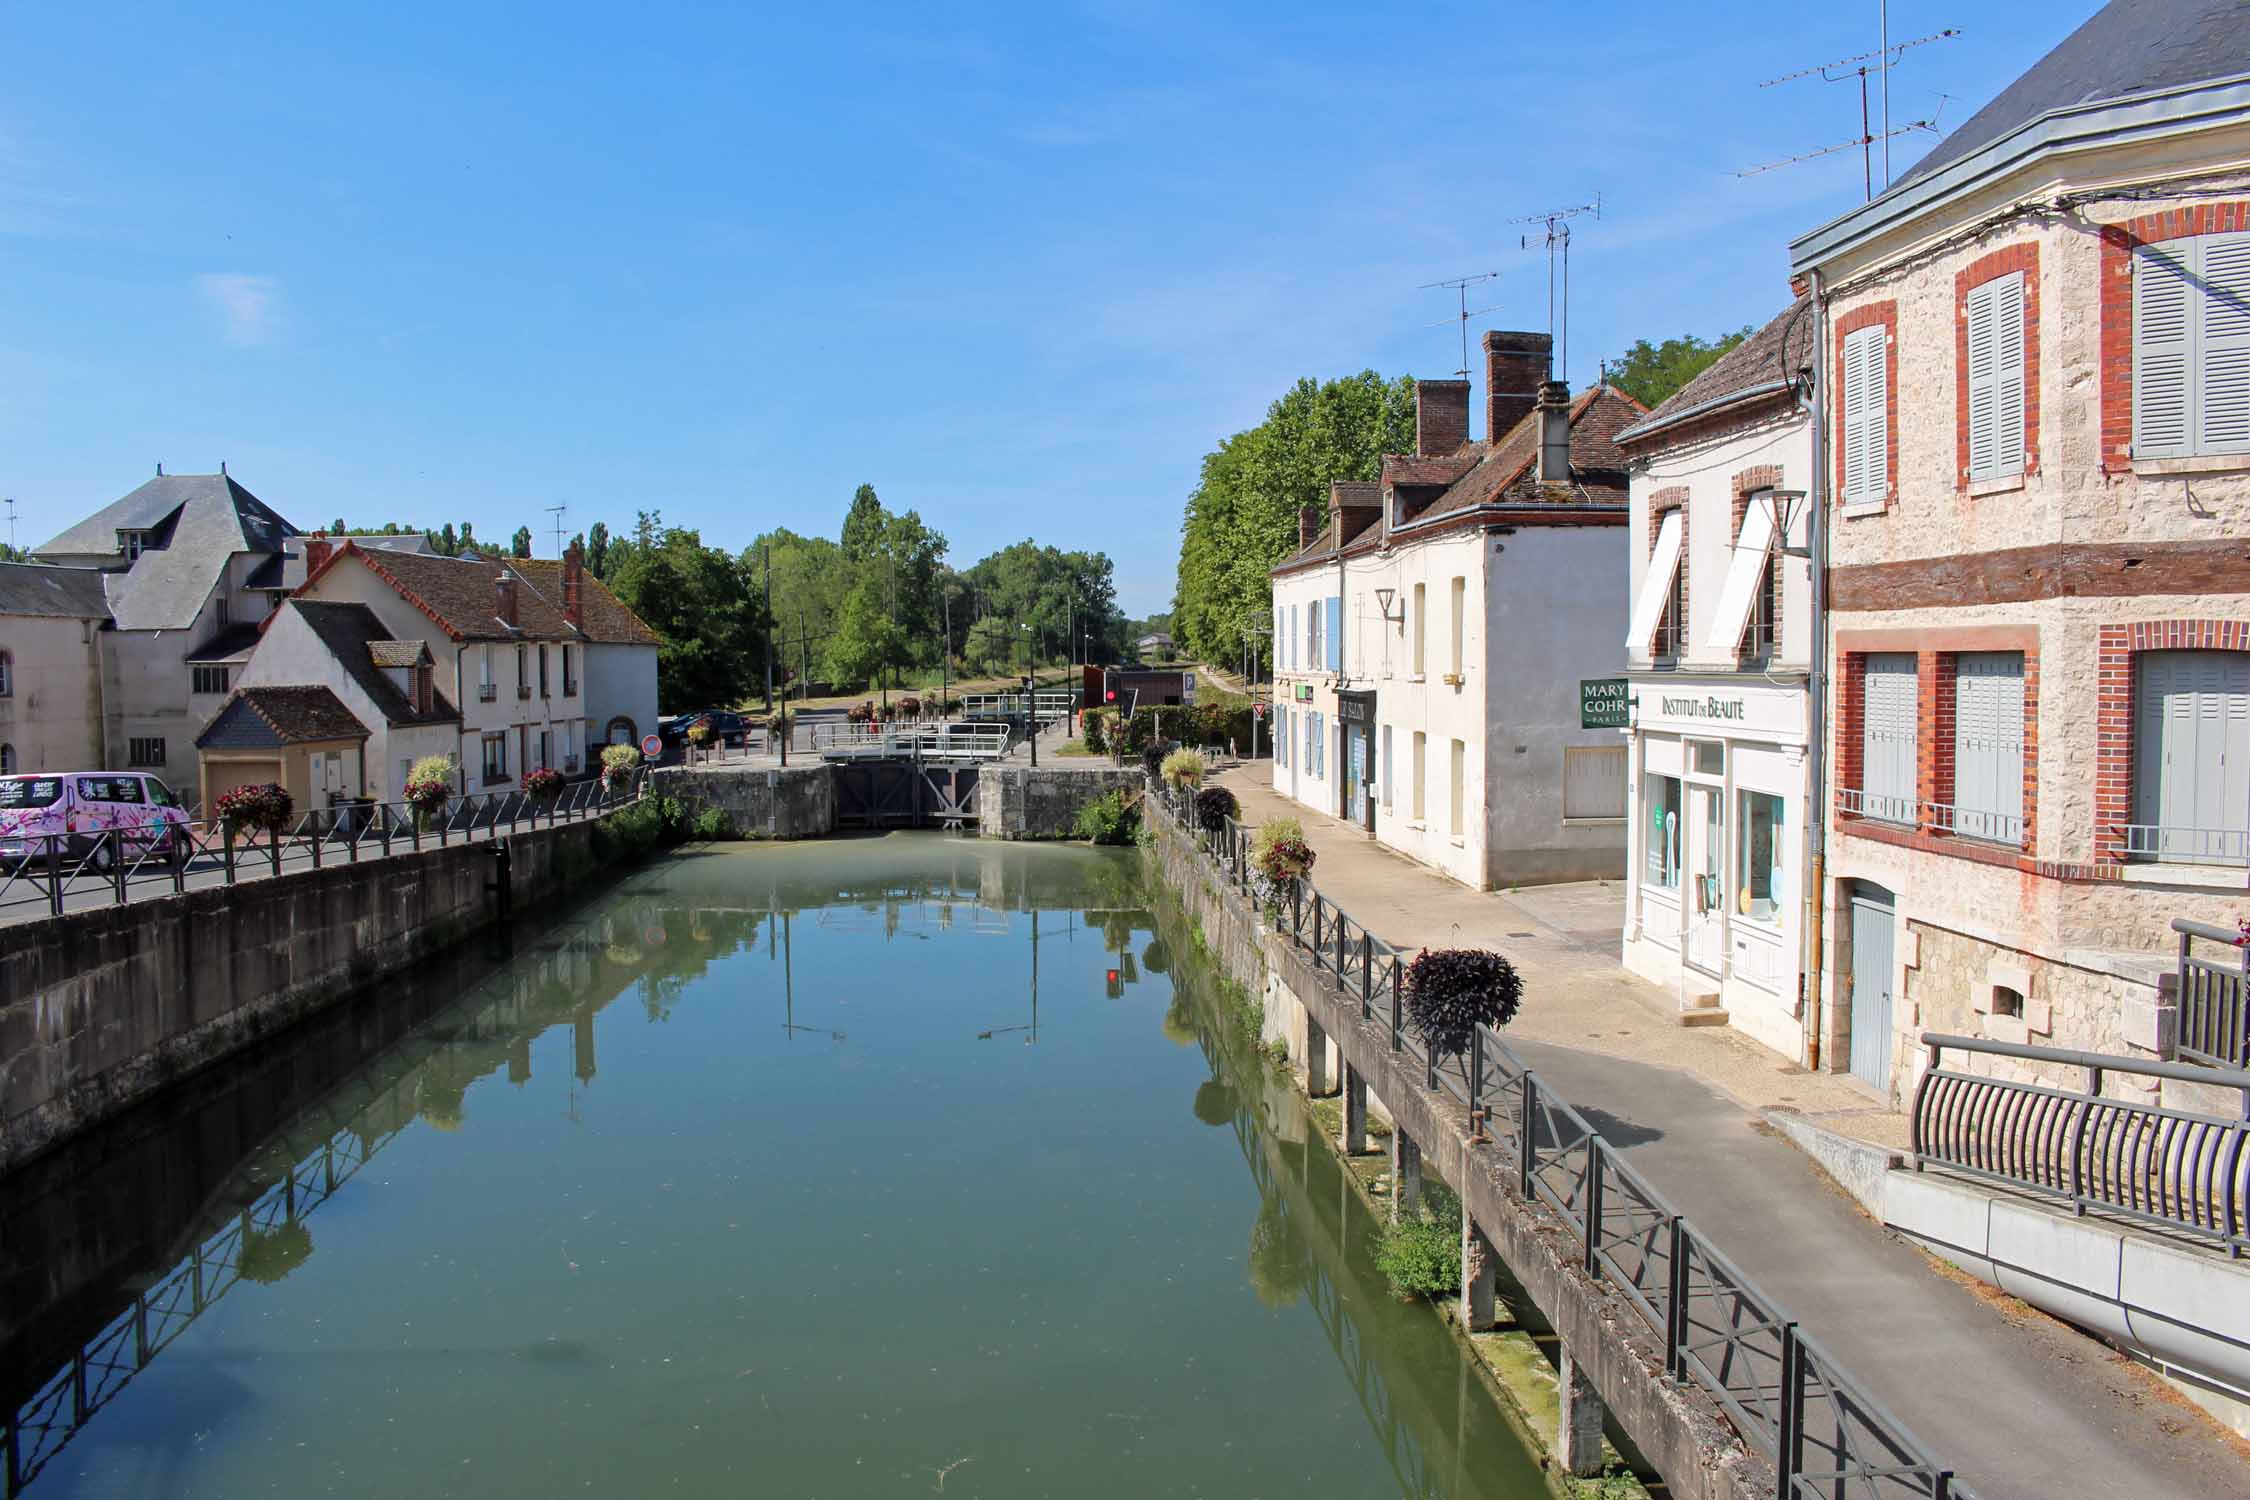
[{"left": 1580, "top": 678, "right": 1628, "bottom": 729}]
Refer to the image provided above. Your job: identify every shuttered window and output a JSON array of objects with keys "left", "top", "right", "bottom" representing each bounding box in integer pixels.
[
  {"left": 1859, "top": 653, "right": 1917, "bottom": 823},
  {"left": 1951, "top": 653, "right": 2024, "bottom": 844},
  {"left": 1325, "top": 596, "right": 1342, "bottom": 673},
  {"left": 2132, "top": 650, "right": 2250, "bottom": 864},
  {"left": 1841, "top": 324, "right": 1888, "bottom": 503},
  {"left": 1563, "top": 746, "right": 1627, "bottom": 819},
  {"left": 1965, "top": 273, "right": 2026, "bottom": 480},
  {"left": 2135, "top": 232, "right": 2250, "bottom": 458}
]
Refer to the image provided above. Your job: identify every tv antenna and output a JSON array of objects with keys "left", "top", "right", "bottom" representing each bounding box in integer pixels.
[
  {"left": 1747, "top": 26, "right": 1960, "bottom": 199},
  {"left": 1513, "top": 195, "right": 1600, "bottom": 382},
  {"left": 546, "top": 503, "right": 568, "bottom": 559},
  {"left": 3, "top": 497, "right": 16, "bottom": 555},
  {"left": 1418, "top": 271, "right": 1501, "bottom": 380}
]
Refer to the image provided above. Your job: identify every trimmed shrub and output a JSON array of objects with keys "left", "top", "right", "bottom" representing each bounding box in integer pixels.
[
  {"left": 1160, "top": 747, "right": 1206, "bottom": 791},
  {"left": 1081, "top": 707, "right": 1110, "bottom": 755},
  {"left": 1403, "top": 947, "right": 1523, "bottom": 1058},
  {"left": 1073, "top": 789, "right": 1139, "bottom": 846},
  {"left": 1195, "top": 785, "right": 1239, "bottom": 833}
]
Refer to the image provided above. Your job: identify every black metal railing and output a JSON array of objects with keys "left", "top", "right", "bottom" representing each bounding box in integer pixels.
[
  {"left": 2175, "top": 918, "right": 2250, "bottom": 1069},
  {"left": 1912, "top": 1032, "right": 2249, "bottom": 1258},
  {"left": 0, "top": 772, "right": 648, "bottom": 923},
  {"left": 1150, "top": 781, "right": 1973, "bottom": 1498}
]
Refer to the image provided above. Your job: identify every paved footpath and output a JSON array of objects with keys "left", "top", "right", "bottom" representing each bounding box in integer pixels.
[{"left": 1210, "top": 765, "right": 2250, "bottom": 1500}]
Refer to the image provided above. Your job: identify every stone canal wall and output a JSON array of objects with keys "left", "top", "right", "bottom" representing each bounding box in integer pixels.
[
  {"left": 976, "top": 766, "right": 1144, "bottom": 839},
  {"left": 650, "top": 763, "right": 835, "bottom": 836},
  {"left": 1140, "top": 806, "right": 1773, "bottom": 1500},
  {"left": 0, "top": 819, "right": 601, "bottom": 1174}
]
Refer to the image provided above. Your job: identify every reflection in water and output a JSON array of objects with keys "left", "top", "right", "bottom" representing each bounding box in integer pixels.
[{"left": 2, "top": 834, "right": 1544, "bottom": 1499}]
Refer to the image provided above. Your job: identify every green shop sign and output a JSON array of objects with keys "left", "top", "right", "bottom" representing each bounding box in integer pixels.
[{"left": 1580, "top": 678, "right": 1628, "bottom": 729}]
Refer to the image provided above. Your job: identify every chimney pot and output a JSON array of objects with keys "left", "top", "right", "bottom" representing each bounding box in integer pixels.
[
  {"left": 562, "top": 539, "right": 586, "bottom": 628},
  {"left": 1484, "top": 330, "right": 1553, "bottom": 443},
  {"left": 1537, "top": 380, "right": 1572, "bottom": 483},
  {"left": 304, "top": 532, "right": 333, "bottom": 578},
  {"left": 1414, "top": 379, "right": 1470, "bottom": 456}
]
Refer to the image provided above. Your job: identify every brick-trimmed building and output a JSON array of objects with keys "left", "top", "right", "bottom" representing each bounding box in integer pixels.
[
  {"left": 1789, "top": 0, "right": 2250, "bottom": 1105},
  {"left": 1613, "top": 301, "right": 1817, "bottom": 1058},
  {"left": 1269, "top": 329, "right": 1640, "bottom": 889}
]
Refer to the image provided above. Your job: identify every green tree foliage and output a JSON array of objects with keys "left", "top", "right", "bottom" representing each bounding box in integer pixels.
[
  {"left": 511, "top": 526, "right": 533, "bottom": 558},
  {"left": 961, "top": 615, "right": 1019, "bottom": 676},
  {"left": 1173, "top": 371, "right": 1415, "bottom": 670},
  {"left": 1606, "top": 327, "right": 1755, "bottom": 410},
  {"left": 961, "top": 539, "right": 1122, "bottom": 665},
  {"left": 604, "top": 522, "right": 769, "bottom": 712},
  {"left": 586, "top": 521, "right": 611, "bottom": 578}
]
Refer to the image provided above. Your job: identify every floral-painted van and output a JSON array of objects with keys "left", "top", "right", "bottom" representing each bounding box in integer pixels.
[{"left": 0, "top": 772, "right": 192, "bottom": 870}]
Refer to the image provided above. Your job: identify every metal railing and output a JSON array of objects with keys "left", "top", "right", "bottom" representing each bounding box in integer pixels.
[
  {"left": 1152, "top": 783, "right": 1973, "bottom": 1498},
  {"left": 1912, "top": 1032, "right": 2249, "bottom": 1257},
  {"left": 959, "top": 690, "right": 1075, "bottom": 722},
  {"left": 1922, "top": 799, "right": 2023, "bottom": 848},
  {"left": 1833, "top": 785, "right": 1916, "bottom": 826},
  {"left": 810, "top": 722, "right": 1014, "bottom": 761},
  {"left": 2176, "top": 918, "right": 2250, "bottom": 1069},
  {"left": 0, "top": 773, "right": 647, "bottom": 923},
  {"left": 2110, "top": 823, "right": 2250, "bottom": 867}
]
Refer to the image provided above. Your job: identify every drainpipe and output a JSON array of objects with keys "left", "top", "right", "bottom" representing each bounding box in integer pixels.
[
  {"left": 455, "top": 644, "right": 470, "bottom": 796},
  {"left": 1801, "top": 270, "right": 1831, "bottom": 1073},
  {"left": 1335, "top": 551, "right": 1348, "bottom": 819}
]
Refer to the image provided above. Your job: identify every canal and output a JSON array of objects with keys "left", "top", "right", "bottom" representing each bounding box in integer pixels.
[{"left": 1, "top": 837, "right": 1551, "bottom": 1499}]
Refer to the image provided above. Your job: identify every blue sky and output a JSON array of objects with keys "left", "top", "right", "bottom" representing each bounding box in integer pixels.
[{"left": 2, "top": 1, "right": 2080, "bottom": 613}]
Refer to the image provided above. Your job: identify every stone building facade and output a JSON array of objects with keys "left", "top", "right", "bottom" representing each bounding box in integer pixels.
[{"left": 1789, "top": 16, "right": 2250, "bottom": 1106}]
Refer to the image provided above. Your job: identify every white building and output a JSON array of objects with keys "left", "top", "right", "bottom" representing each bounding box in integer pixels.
[
  {"left": 512, "top": 545, "right": 661, "bottom": 748},
  {"left": 1614, "top": 304, "right": 1818, "bottom": 1058},
  {"left": 0, "top": 562, "right": 113, "bottom": 775},
  {"left": 1270, "top": 331, "right": 1639, "bottom": 889}
]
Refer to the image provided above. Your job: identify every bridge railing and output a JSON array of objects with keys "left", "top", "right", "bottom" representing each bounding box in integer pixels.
[
  {"left": 1912, "top": 1031, "right": 2250, "bottom": 1257},
  {"left": 809, "top": 721, "right": 1014, "bottom": 760},
  {"left": 1150, "top": 780, "right": 1974, "bottom": 1499},
  {"left": 0, "top": 771, "right": 649, "bottom": 923},
  {"left": 2174, "top": 918, "right": 2250, "bottom": 1070}
]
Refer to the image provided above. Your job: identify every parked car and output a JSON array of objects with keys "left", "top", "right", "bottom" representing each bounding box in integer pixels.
[
  {"left": 0, "top": 772, "right": 193, "bottom": 871},
  {"left": 666, "top": 709, "right": 752, "bottom": 749}
]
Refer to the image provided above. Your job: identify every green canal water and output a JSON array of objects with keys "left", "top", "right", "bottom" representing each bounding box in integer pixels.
[{"left": 2, "top": 837, "right": 1551, "bottom": 1499}]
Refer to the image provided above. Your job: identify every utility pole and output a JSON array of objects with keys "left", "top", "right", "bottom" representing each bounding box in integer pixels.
[{"left": 762, "top": 541, "right": 775, "bottom": 714}]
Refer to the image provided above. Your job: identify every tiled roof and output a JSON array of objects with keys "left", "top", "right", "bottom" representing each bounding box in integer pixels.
[
  {"left": 285, "top": 599, "right": 461, "bottom": 726},
  {"left": 1618, "top": 301, "right": 1811, "bottom": 444},
  {"left": 0, "top": 561, "right": 111, "bottom": 619},
  {"left": 1411, "top": 384, "right": 1644, "bottom": 523},
  {"left": 35, "top": 473, "right": 297, "bottom": 631},
  {"left": 510, "top": 558, "right": 663, "bottom": 646},
  {"left": 196, "top": 686, "right": 369, "bottom": 749},
  {"left": 313, "top": 542, "right": 578, "bottom": 642}
]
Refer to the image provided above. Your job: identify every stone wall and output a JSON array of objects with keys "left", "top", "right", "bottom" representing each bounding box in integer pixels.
[
  {"left": 650, "top": 763, "right": 835, "bottom": 837},
  {"left": 977, "top": 765, "right": 1144, "bottom": 840},
  {"left": 0, "top": 819, "right": 601, "bottom": 1173}
]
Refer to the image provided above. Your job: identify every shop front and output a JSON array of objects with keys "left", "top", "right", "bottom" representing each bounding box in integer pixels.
[
  {"left": 1337, "top": 690, "right": 1377, "bottom": 834},
  {"left": 1622, "top": 677, "right": 1810, "bottom": 1063}
]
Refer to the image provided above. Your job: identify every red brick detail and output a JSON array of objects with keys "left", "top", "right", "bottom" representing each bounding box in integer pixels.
[
  {"left": 1953, "top": 243, "right": 2041, "bottom": 488},
  {"left": 1835, "top": 652, "right": 1867, "bottom": 809},
  {"left": 2099, "top": 202, "right": 2250, "bottom": 471},
  {"left": 1650, "top": 487, "right": 1689, "bottom": 655},
  {"left": 2093, "top": 618, "right": 2250, "bottom": 858},
  {"left": 1926, "top": 653, "right": 1957, "bottom": 826},
  {"left": 1832, "top": 300, "right": 1898, "bottom": 509},
  {"left": 1730, "top": 465, "right": 1785, "bottom": 661}
]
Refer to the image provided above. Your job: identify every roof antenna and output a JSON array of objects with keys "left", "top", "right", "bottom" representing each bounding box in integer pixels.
[
  {"left": 1512, "top": 194, "right": 1601, "bottom": 384},
  {"left": 546, "top": 503, "right": 568, "bottom": 558},
  {"left": 1417, "top": 271, "right": 1501, "bottom": 381},
  {"left": 1742, "top": 26, "right": 1960, "bottom": 199}
]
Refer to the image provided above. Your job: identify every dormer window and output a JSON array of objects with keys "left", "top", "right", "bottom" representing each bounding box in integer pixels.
[{"left": 119, "top": 530, "right": 149, "bottom": 561}]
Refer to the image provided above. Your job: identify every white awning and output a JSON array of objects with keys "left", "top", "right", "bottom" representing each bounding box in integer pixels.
[
  {"left": 1625, "top": 510, "right": 1683, "bottom": 655},
  {"left": 1701, "top": 496, "right": 1777, "bottom": 658}
]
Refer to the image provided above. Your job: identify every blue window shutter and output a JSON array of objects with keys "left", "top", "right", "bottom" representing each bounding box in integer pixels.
[{"left": 1325, "top": 597, "right": 1342, "bottom": 672}]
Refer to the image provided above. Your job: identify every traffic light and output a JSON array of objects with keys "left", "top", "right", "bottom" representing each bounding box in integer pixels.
[{"left": 1105, "top": 967, "right": 1122, "bottom": 999}]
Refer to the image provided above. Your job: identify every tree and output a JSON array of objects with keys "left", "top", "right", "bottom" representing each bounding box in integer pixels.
[
  {"left": 606, "top": 523, "right": 769, "bottom": 712},
  {"left": 962, "top": 615, "right": 1018, "bottom": 675},
  {"left": 586, "top": 521, "right": 611, "bottom": 579},
  {"left": 437, "top": 522, "right": 458, "bottom": 556},
  {"left": 840, "top": 483, "right": 886, "bottom": 562},
  {"left": 1172, "top": 371, "right": 1415, "bottom": 670},
  {"left": 1606, "top": 327, "right": 1754, "bottom": 409},
  {"left": 511, "top": 526, "right": 533, "bottom": 558}
]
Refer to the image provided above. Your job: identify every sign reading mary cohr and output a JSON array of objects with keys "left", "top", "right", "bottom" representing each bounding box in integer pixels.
[{"left": 1580, "top": 678, "right": 1628, "bottom": 729}]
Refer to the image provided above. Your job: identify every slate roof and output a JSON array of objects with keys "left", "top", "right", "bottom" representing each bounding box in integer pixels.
[
  {"left": 1616, "top": 301, "right": 1812, "bottom": 446},
  {"left": 285, "top": 599, "right": 461, "bottom": 727},
  {"left": 313, "top": 543, "right": 579, "bottom": 642},
  {"left": 243, "top": 554, "right": 287, "bottom": 590},
  {"left": 34, "top": 473, "right": 298, "bottom": 631},
  {"left": 184, "top": 623, "right": 264, "bottom": 663},
  {"left": 196, "top": 687, "right": 369, "bottom": 750},
  {"left": 1894, "top": 0, "right": 2250, "bottom": 191},
  {"left": 510, "top": 558, "right": 663, "bottom": 646},
  {"left": 0, "top": 561, "right": 112, "bottom": 619}
]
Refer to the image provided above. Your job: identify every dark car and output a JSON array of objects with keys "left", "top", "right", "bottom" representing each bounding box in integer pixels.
[{"left": 664, "top": 709, "right": 752, "bottom": 750}]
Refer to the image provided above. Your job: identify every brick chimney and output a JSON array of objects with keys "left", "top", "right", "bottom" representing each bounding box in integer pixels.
[
  {"left": 1537, "top": 380, "right": 1573, "bottom": 482},
  {"left": 495, "top": 568, "right": 519, "bottom": 626},
  {"left": 412, "top": 660, "right": 433, "bottom": 714},
  {"left": 1484, "top": 330, "right": 1552, "bottom": 442},
  {"left": 304, "top": 532, "right": 333, "bottom": 577},
  {"left": 1298, "top": 505, "right": 1325, "bottom": 550},
  {"left": 562, "top": 538, "right": 585, "bottom": 628},
  {"left": 1415, "top": 379, "right": 1470, "bottom": 456}
]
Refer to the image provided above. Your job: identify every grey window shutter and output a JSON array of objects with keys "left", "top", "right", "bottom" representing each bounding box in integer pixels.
[
  {"left": 1965, "top": 280, "right": 1999, "bottom": 478},
  {"left": 1992, "top": 274, "right": 2026, "bottom": 476},
  {"left": 1861, "top": 653, "right": 1917, "bottom": 820},
  {"left": 2196, "top": 231, "right": 2250, "bottom": 454},
  {"left": 2135, "top": 242, "right": 2195, "bottom": 456},
  {"left": 2135, "top": 650, "right": 2250, "bottom": 862},
  {"left": 1953, "top": 653, "right": 2024, "bottom": 842}
]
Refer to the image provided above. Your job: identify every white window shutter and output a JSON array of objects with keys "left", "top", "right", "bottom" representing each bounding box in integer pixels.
[
  {"left": 1863, "top": 325, "right": 1888, "bottom": 498},
  {"left": 1842, "top": 325, "right": 1886, "bottom": 502},
  {"left": 2135, "top": 242, "right": 2195, "bottom": 456},
  {"left": 1965, "top": 281, "right": 1999, "bottom": 478},
  {"left": 2196, "top": 231, "right": 2250, "bottom": 454},
  {"left": 1841, "top": 331, "right": 1868, "bottom": 499},
  {"left": 1993, "top": 273, "right": 2026, "bottom": 476}
]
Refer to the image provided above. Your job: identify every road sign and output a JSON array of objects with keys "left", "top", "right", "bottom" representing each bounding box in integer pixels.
[
  {"left": 1580, "top": 679, "right": 1629, "bottom": 729},
  {"left": 641, "top": 734, "right": 663, "bottom": 757}
]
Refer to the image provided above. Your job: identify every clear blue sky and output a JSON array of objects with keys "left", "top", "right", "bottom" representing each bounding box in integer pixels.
[{"left": 1, "top": 1, "right": 2080, "bottom": 613}]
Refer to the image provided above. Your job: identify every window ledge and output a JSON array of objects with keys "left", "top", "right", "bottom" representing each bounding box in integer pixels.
[
  {"left": 1406, "top": 674, "right": 1426, "bottom": 684},
  {"left": 2130, "top": 453, "right": 2250, "bottom": 477},
  {"left": 1562, "top": 816, "right": 1628, "bottom": 826},
  {"left": 1966, "top": 472, "right": 2026, "bottom": 498},
  {"left": 1447, "top": 836, "right": 1466, "bottom": 848},
  {"left": 1405, "top": 820, "right": 1427, "bottom": 832},
  {"left": 2112, "top": 861, "right": 2249, "bottom": 890},
  {"left": 1838, "top": 498, "right": 1889, "bottom": 520}
]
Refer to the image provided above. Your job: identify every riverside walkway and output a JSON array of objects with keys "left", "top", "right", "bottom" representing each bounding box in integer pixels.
[{"left": 1207, "top": 765, "right": 2250, "bottom": 1500}]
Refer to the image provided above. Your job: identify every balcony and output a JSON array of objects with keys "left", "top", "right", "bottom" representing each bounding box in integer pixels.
[
  {"left": 1833, "top": 785, "right": 1916, "bottom": 826},
  {"left": 478, "top": 683, "right": 497, "bottom": 702},
  {"left": 1836, "top": 789, "right": 2025, "bottom": 848},
  {"left": 2111, "top": 823, "right": 2250, "bottom": 867}
]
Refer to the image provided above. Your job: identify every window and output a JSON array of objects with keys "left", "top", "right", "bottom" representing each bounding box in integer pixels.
[
  {"left": 216, "top": 597, "right": 231, "bottom": 627},
  {"left": 1644, "top": 774, "right": 1682, "bottom": 889},
  {"left": 1737, "top": 791, "right": 1784, "bottom": 923},
  {"left": 479, "top": 645, "right": 496, "bottom": 701},
  {"left": 1380, "top": 723, "right": 1393, "bottom": 807},
  {"left": 1563, "top": 745, "right": 1627, "bottom": 820},
  {"left": 1747, "top": 546, "right": 1778, "bottom": 659},
  {"left": 119, "top": 530, "right": 146, "bottom": 561},
  {"left": 1301, "top": 709, "right": 1314, "bottom": 773},
  {"left": 1448, "top": 576, "right": 1465, "bottom": 677},
  {"left": 1411, "top": 731, "right": 1427, "bottom": 821},
  {"left": 1951, "top": 653, "right": 2025, "bottom": 844},
  {"left": 1990, "top": 984, "right": 2024, "bottom": 1021},
  {"left": 1411, "top": 583, "right": 1426, "bottom": 676},
  {"left": 1447, "top": 738, "right": 1466, "bottom": 838},
  {"left": 127, "top": 737, "right": 166, "bottom": 768},
  {"left": 79, "top": 775, "right": 143, "bottom": 804},
  {"left": 2134, "top": 232, "right": 2250, "bottom": 458},
  {"left": 1306, "top": 600, "right": 1322, "bottom": 668},
  {"left": 539, "top": 644, "right": 551, "bottom": 698},
  {"left": 1630, "top": 509, "right": 1686, "bottom": 661},
  {"left": 0, "top": 651, "right": 10, "bottom": 697},
  {"left": 482, "top": 732, "right": 510, "bottom": 783},
  {"left": 191, "top": 665, "right": 229, "bottom": 695},
  {"left": 1312, "top": 712, "right": 1325, "bottom": 777},
  {"left": 1841, "top": 323, "right": 1889, "bottom": 504},
  {"left": 1657, "top": 544, "right": 1686, "bottom": 658},
  {"left": 538, "top": 729, "right": 552, "bottom": 770},
  {"left": 1324, "top": 595, "right": 1341, "bottom": 674},
  {"left": 2131, "top": 649, "right": 2250, "bottom": 863},
  {"left": 0, "top": 744, "right": 12, "bottom": 773},
  {"left": 516, "top": 644, "right": 529, "bottom": 699},
  {"left": 1707, "top": 492, "right": 1777, "bottom": 662},
  {"left": 1857, "top": 654, "right": 1917, "bottom": 823},
  {"left": 1275, "top": 608, "right": 1284, "bottom": 669},
  {"left": 1965, "top": 272, "right": 2026, "bottom": 479},
  {"left": 1277, "top": 706, "right": 1289, "bottom": 768}
]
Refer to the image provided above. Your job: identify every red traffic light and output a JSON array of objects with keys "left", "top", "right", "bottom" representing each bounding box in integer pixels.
[
  {"left": 1105, "top": 968, "right": 1122, "bottom": 998},
  {"left": 1105, "top": 690, "right": 1116, "bottom": 702}
]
